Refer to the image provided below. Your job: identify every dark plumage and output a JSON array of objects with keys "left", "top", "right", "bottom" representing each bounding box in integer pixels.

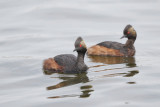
[
  {"left": 87, "top": 24, "right": 137, "bottom": 56},
  {"left": 43, "top": 37, "right": 88, "bottom": 74}
]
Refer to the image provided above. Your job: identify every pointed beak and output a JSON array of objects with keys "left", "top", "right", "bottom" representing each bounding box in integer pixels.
[
  {"left": 73, "top": 48, "right": 77, "bottom": 52},
  {"left": 120, "top": 35, "right": 126, "bottom": 39}
]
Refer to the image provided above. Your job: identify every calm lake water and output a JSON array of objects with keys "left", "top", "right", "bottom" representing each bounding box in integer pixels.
[{"left": 1, "top": 0, "right": 160, "bottom": 107}]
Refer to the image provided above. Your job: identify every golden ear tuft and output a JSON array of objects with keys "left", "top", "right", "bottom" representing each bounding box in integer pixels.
[
  {"left": 80, "top": 41, "right": 87, "bottom": 48},
  {"left": 128, "top": 27, "right": 136, "bottom": 36}
]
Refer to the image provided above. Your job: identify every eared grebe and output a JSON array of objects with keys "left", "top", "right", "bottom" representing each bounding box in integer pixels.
[
  {"left": 43, "top": 37, "right": 88, "bottom": 74},
  {"left": 87, "top": 24, "right": 137, "bottom": 57}
]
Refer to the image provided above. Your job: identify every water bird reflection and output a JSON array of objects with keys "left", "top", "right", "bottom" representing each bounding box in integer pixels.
[
  {"left": 88, "top": 56, "right": 136, "bottom": 67},
  {"left": 45, "top": 73, "right": 94, "bottom": 99},
  {"left": 102, "top": 70, "right": 139, "bottom": 78},
  {"left": 89, "top": 56, "right": 139, "bottom": 77}
]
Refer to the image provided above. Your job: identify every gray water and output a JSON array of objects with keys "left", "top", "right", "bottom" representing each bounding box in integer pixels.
[{"left": 0, "top": 0, "right": 160, "bottom": 107}]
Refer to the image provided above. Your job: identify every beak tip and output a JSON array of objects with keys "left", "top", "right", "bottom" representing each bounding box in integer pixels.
[{"left": 120, "top": 35, "right": 126, "bottom": 39}]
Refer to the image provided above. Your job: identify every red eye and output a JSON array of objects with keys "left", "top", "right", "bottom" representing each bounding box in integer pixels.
[
  {"left": 127, "top": 32, "right": 130, "bottom": 34},
  {"left": 80, "top": 44, "right": 82, "bottom": 47}
]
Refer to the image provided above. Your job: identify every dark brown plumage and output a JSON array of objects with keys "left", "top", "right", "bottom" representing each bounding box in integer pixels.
[
  {"left": 87, "top": 24, "right": 137, "bottom": 57},
  {"left": 43, "top": 37, "right": 88, "bottom": 74}
]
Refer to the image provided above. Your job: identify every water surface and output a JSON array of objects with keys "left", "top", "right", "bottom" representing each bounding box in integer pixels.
[{"left": 0, "top": 0, "right": 160, "bottom": 107}]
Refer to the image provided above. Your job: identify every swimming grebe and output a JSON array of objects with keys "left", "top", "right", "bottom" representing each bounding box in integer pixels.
[
  {"left": 43, "top": 37, "right": 88, "bottom": 74},
  {"left": 87, "top": 24, "right": 137, "bottom": 57}
]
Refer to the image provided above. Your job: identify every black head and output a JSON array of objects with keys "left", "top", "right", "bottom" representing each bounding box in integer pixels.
[
  {"left": 74, "top": 37, "right": 87, "bottom": 53},
  {"left": 121, "top": 24, "right": 137, "bottom": 40}
]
